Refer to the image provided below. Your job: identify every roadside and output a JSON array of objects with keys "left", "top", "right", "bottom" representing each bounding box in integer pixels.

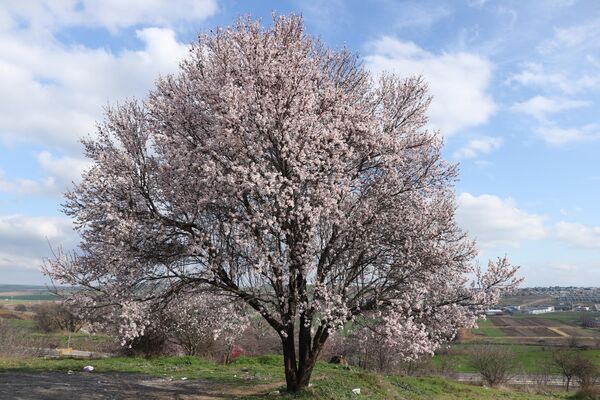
[{"left": 0, "top": 371, "right": 279, "bottom": 400}]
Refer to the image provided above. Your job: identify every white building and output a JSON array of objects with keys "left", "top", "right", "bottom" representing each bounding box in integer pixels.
[
  {"left": 525, "top": 306, "right": 554, "bottom": 314},
  {"left": 485, "top": 309, "right": 503, "bottom": 316}
]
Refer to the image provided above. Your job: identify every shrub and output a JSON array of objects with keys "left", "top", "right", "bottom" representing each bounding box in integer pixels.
[
  {"left": 32, "top": 302, "right": 84, "bottom": 333},
  {"left": 469, "top": 345, "right": 515, "bottom": 387},
  {"left": 0, "top": 319, "right": 51, "bottom": 357},
  {"left": 553, "top": 350, "right": 595, "bottom": 392},
  {"left": 13, "top": 304, "right": 27, "bottom": 312},
  {"left": 575, "top": 386, "right": 600, "bottom": 400},
  {"left": 575, "top": 357, "right": 599, "bottom": 390}
]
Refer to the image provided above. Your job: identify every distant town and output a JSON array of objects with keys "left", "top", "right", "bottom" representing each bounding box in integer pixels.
[{"left": 487, "top": 287, "right": 600, "bottom": 319}]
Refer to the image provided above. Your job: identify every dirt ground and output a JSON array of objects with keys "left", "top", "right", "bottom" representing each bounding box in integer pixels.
[{"left": 0, "top": 372, "right": 279, "bottom": 400}]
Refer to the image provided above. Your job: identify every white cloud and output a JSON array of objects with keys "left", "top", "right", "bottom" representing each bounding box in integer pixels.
[
  {"left": 453, "top": 136, "right": 503, "bottom": 159},
  {"left": 1, "top": 0, "right": 218, "bottom": 34},
  {"left": 365, "top": 37, "right": 495, "bottom": 135},
  {"left": 0, "top": 170, "right": 55, "bottom": 196},
  {"left": 555, "top": 221, "right": 600, "bottom": 249},
  {"left": 511, "top": 95, "right": 590, "bottom": 120},
  {"left": 36, "top": 151, "right": 92, "bottom": 191},
  {"left": 0, "top": 214, "right": 76, "bottom": 272},
  {"left": 456, "top": 193, "right": 547, "bottom": 249},
  {"left": 0, "top": 152, "right": 91, "bottom": 197},
  {"left": 539, "top": 18, "right": 600, "bottom": 54},
  {"left": 536, "top": 124, "right": 600, "bottom": 146},
  {"left": 507, "top": 62, "right": 599, "bottom": 95},
  {"left": 0, "top": 27, "right": 189, "bottom": 149}
]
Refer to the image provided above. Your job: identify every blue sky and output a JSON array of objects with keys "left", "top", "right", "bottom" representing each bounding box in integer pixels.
[{"left": 1, "top": 0, "right": 599, "bottom": 286}]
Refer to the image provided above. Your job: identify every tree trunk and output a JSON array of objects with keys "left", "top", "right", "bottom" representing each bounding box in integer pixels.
[
  {"left": 282, "top": 335, "right": 300, "bottom": 392},
  {"left": 282, "top": 344, "right": 316, "bottom": 392},
  {"left": 281, "top": 323, "right": 328, "bottom": 392}
]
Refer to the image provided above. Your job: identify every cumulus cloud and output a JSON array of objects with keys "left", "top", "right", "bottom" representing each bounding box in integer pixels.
[
  {"left": 535, "top": 124, "right": 600, "bottom": 146},
  {"left": 0, "top": 170, "right": 55, "bottom": 196},
  {"left": 511, "top": 95, "right": 590, "bottom": 120},
  {"left": 36, "top": 152, "right": 91, "bottom": 186},
  {"left": 0, "top": 27, "right": 189, "bottom": 149},
  {"left": 555, "top": 221, "right": 600, "bottom": 249},
  {"left": 0, "top": 152, "right": 91, "bottom": 197},
  {"left": 364, "top": 37, "right": 495, "bottom": 135},
  {"left": 507, "top": 62, "right": 599, "bottom": 95},
  {"left": 1, "top": 0, "right": 218, "bottom": 33},
  {"left": 453, "top": 136, "right": 503, "bottom": 159},
  {"left": 0, "top": 214, "right": 76, "bottom": 273},
  {"left": 456, "top": 193, "right": 547, "bottom": 249}
]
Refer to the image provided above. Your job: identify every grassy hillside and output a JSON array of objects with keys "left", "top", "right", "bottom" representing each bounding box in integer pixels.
[{"left": 0, "top": 355, "right": 580, "bottom": 399}]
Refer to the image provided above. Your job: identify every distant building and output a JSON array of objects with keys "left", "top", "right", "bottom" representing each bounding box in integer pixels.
[
  {"left": 574, "top": 305, "right": 590, "bottom": 312},
  {"left": 485, "top": 309, "right": 504, "bottom": 316},
  {"left": 523, "top": 306, "right": 554, "bottom": 314}
]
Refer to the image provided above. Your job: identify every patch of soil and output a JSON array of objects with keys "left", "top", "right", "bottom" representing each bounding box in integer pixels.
[{"left": 0, "top": 372, "right": 281, "bottom": 400}]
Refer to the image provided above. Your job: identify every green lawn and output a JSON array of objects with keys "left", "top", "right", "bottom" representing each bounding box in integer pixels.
[{"left": 0, "top": 355, "right": 578, "bottom": 399}]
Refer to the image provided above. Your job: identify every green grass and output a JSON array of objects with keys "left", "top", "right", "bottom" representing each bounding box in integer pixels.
[
  {"left": 1, "top": 315, "right": 115, "bottom": 351},
  {"left": 433, "top": 344, "right": 600, "bottom": 374},
  {"left": 473, "top": 318, "right": 506, "bottom": 337},
  {"left": 0, "top": 354, "right": 577, "bottom": 399},
  {"left": 5, "top": 319, "right": 36, "bottom": 330}
]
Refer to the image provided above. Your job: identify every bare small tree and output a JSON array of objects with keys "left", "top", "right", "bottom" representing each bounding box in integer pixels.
[
  {"left": 553, "top": 350, "right": 583, "bottom": 391},
  {"left": 574, "top": 356, "right": 599, "bottom": 390},
  {"left": 469, "top": 345, "right": 515, "bottom": 387},
  {"left": 33, "top": 302, "right": 84, "bottom": 333}
]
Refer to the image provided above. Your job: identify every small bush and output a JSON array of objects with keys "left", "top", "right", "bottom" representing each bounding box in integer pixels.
[
  {"left": 14, "top": 304, "right": 27, "bottom": 312},
  {"left": 469, "top": 345, "right": 515, "bottom": 387},
  {"left": 575, "top": 386, "right": 600, "bottom": 400},
  {"left": 553, "top": 350, "right": 597, "bottom": 392},
  {"left": 575, "top": 357, "right": 600, "bottom": 390},
  {"left": 0, "top": 319, "right": 51, "bottom": 357},
  {"left": 32, "top": 302, "right": 84, "bottom": 333}
]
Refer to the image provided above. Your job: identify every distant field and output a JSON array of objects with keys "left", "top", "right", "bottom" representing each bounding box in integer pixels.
[
  {"left": 465, "top": 312, "right": 600, "bottom": 349},
  {"left": 0, "top": 288, "right": 61, "bottom": 304},
  {"left": 0, "top": 284, "right": 74, "bottom": 304},
  {"left": 499, "top": 295, "right": 555, "bottom": 307},
  {"left": 472, "top": 318, "right": 506, "bottom": 338},
  {"left": 435, "top": 344, "right": 600, "bottom": 373},
  {"left": 511, "top": 311, "right": 600, "bottom": 325}
]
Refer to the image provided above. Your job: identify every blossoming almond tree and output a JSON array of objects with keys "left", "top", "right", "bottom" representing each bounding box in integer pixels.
[
  {"left": 45, "top": 15, "right": 520, "bottom": 392},
  {"left": 166, "top": 290, "right": 250, "bottom": 358}
]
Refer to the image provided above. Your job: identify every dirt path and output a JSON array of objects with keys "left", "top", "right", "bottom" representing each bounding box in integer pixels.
[{"left": 0, "top": 372, "right": 280, "bottom": 400}]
